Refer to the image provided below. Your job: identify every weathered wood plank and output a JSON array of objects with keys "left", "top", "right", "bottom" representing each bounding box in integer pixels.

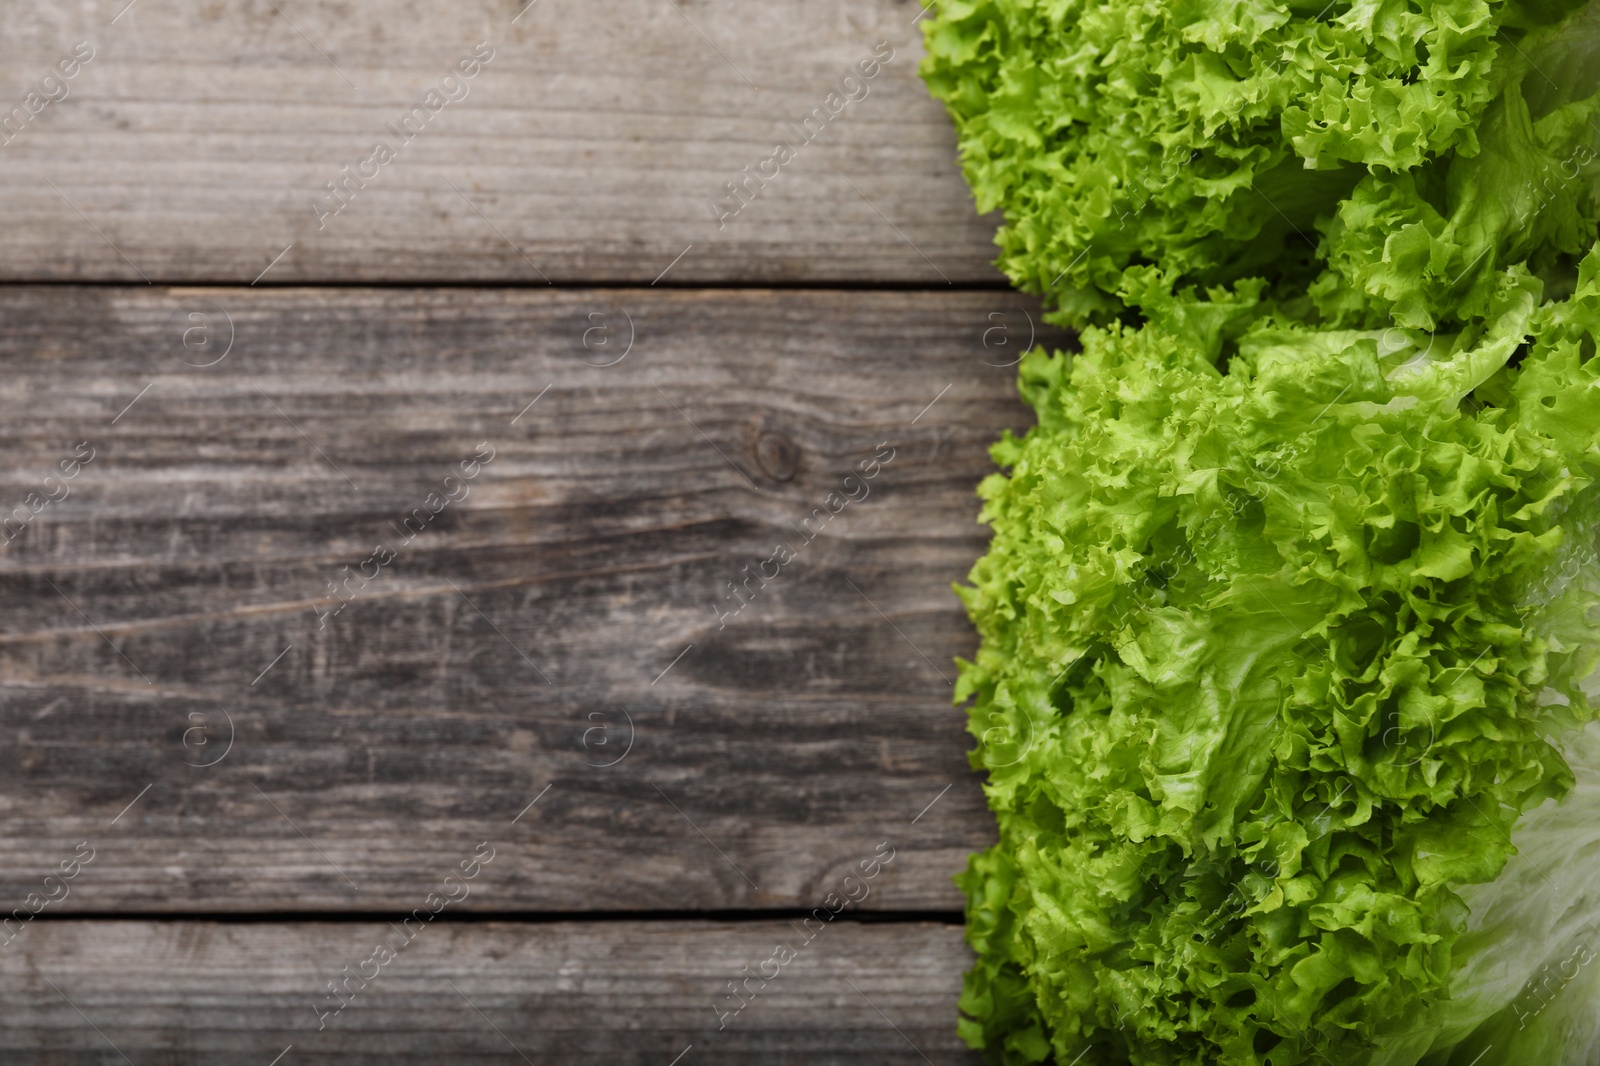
[
  {"left": 0, "top": 286, "right": 1064, "bottom": 912},
  {"left": 0, "top": 918, "right": 978, "bottom": 1063},
  {"left": 0, "top": 0, "right": 999, "bottom": 284}
]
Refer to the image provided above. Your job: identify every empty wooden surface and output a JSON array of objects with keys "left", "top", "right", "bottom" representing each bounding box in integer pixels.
[
  {"left": 0, "top": 0, "right": 1029, "bottom": 1052},
  {"left": 0, "top": 0, "right": 1001, "bottom": 285},
  {"left": 0, "top": 918, "right": 979, "bottom": 1064},
  {"left": 0, "top": 286, "right": 1060, "bottom": 914}
]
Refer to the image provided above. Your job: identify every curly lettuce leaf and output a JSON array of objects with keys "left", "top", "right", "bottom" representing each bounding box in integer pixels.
[
  {"left": 920, "top": 0, "right": 1597, "bottom": 326},
  {"left": 1363, "top": 720, "right": 1600, "bottom": 1066},
  {"left": 954, "top": 250, "right": 1600, "bottom": 1065},
  {"left": 1311, "top": 3, "right": 1600, "bottom": 331}
]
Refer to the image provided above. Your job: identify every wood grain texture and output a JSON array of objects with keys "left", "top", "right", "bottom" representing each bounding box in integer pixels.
[
  {"left": 0, "top": 918, "right": 978, "bottom": 1063},
  {"left": 0, "top": 285, "right": 1066, "bottom": 914},
  {"left": 0, "top": 0, "right": 1000, "bottom": 284}
]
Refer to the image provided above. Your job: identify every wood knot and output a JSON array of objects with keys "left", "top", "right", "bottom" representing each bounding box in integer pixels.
[{"left": 754, "top": 431, "right": 801, "bottom": 482}]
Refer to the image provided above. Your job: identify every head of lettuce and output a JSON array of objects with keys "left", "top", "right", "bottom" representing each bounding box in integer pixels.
[{"left": 921, "top": 0, "right": 1600, "bottom": 1062}]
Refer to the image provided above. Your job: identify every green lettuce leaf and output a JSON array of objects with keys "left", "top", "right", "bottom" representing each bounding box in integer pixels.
[
  {"left": 920, "top": 0, "right": 1598, "bottom": 327},
  {"left": 953, "top": 250, "right": 1600, "bottom": 1065},
  {"left": 1311, "top": 2, "right": 1600, "bottom": 331},
  {"left": 1371, "top": 721, "right": 1600, "bottom": 1065}
]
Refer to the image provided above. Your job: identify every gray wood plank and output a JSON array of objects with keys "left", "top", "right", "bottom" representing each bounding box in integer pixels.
[
  {"left": 0, "top": 0, "right": 999, "bottom": 284},
  {"left": 0, "top": 285, "right": 1064, "bottom": 913},
  {"left": 0, "top": 918, "right": 978, "bottom": 1063}
]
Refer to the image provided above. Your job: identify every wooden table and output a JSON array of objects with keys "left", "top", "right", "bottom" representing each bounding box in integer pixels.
[{"left": 0, "top": 1, "right": 1063, "bottom": 1060}]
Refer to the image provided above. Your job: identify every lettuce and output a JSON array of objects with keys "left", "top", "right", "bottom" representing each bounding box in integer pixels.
[
  {"left": 954, "top": 257, "right": 1600, "bottom": 1064},
  {"left": 1313, "top": 2, "right": 1600, "bottom": 332},
  {"left": 923, "top": 0, "right": 1600, "bottom": 1061},
  {"left": 922, "top": 0, "right": 1599, "bottom": 328}
]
